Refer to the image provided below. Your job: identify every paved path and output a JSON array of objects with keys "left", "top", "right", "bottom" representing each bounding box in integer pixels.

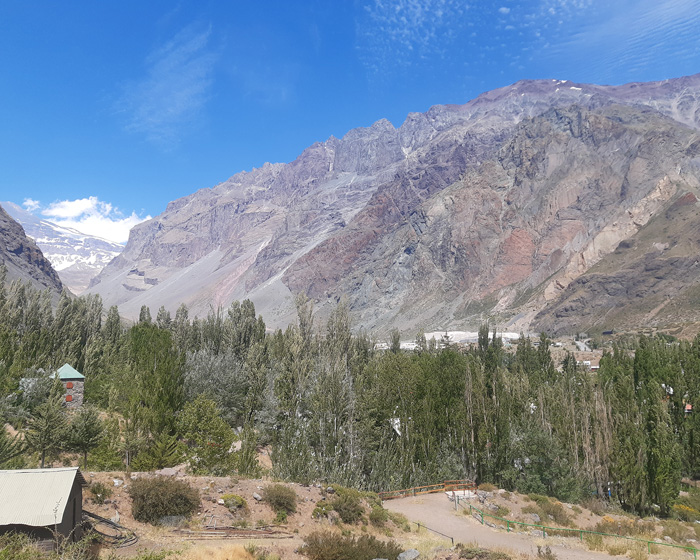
[{"left": 384, "top": 493, "right": 621, "bottom": 559}]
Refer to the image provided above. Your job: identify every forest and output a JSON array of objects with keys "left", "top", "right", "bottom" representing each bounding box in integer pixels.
[{"left": 0, "top": 265, "right": 698, "bottom": 518}]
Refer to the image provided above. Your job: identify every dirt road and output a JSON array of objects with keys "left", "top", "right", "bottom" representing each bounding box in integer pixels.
[{"left": 383, "top": 493, "right": 622, "bottom": 559}]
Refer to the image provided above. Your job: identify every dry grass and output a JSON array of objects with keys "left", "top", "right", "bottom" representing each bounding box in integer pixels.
[{"left": 172, "top": 544, "right": 254, "bottom": 560}]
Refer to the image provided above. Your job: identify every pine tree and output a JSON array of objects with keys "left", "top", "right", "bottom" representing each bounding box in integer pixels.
[
  {"left": 69, "top": 406, "right": 104, "bottom": 468},
  {"left": 24, "top": 392, "right": 67, "bottom": 468}
]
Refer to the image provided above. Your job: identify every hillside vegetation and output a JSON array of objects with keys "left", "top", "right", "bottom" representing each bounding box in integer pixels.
[{"left": 1, "top": 272, "right": 699, "bottom": 521}]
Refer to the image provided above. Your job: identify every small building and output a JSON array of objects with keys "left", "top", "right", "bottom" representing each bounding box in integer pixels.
[
  {"left": 51, "top": 364, "right": 85, "bottom": 409},
  {"left": 0, "top": 467, "right": 87, "bottom": 549}
]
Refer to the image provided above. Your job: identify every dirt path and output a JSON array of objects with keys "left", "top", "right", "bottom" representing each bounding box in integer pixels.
[{"left": 383, "top": 493, "right": 620, "bottom": 560}]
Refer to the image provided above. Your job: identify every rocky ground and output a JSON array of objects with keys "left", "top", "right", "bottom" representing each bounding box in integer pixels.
[{"left": 83, "top": 472, "right": 700, "bottom": 559}]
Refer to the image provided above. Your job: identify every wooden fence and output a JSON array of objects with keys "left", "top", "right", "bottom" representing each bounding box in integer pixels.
[{"left": 379, "top": 479, "right": 475, "bottom": 501}]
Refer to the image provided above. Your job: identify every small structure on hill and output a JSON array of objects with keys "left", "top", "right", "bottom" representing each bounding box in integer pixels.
[
  {"left": 51, "top": 364, "right": 85, "bottom": 409},
  {"left": 0, "top": 467, "right": 87, "bottom": 549}
]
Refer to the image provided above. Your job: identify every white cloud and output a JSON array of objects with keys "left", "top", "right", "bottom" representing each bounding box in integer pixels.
[
  {"left": 40, "top": 197, "right": 150, "bottom": 245},
  {"left": 537, "top": 0, "right": 700, "bottom": 82},
  {"left": 117, "top": 23, "right": 218, "bottom": 148},
  {"left": 23, "top": 198, "right": 40, "bottom": 212},
  {"left": 357, "top": 0, "right": 471, "bottom": 75},
  {"left": 499, "top": 7, "right": 511, "bottom": 14}
]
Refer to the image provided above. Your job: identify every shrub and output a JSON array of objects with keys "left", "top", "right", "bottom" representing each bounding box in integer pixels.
[
  {"left": 90, "top": 481, "right": 113, "bottom": 505},
  {"left": 263, "top": 484, "right": 297, "bottom": 514},
  {"left": 662, "top": 519, "right": 692, "bottom": 542},
  {"left": 222, "top": 493, "right": 248, "bottom": 513},
  {"left": 605, "top": 543, "right": 628, "bottom": 556},
  {"left": 387, "top": 511, "right": 411, "bottom": 532},
  {"left": 312, "top": 502, "right": 333, "bottom": 519},
  {"left": 594, "top": 516, "right": 655, "bottom": 538},
  {"left": 0, "top": 533, "right": 43, "bottom": 560},
  {"left": 369, "top": 505, "right": 388, "bottom": 527},
  {"left": 301, "top": 530, "right": 402, "bottom": 560},
  {"left": 537, "top": 545, "right": 557, "bottom": 559},
  {"left": 673, "top": 502, "right": 700, "bottom": 522},
  {"left": 581, "top": 497, "right": 606, "bottom": 516},
  {"left": 456, "top": 543, "right": 511, "bottom": 559},
  {"left": 628, "top": 543, "right": 648, "bottom": 560},
  {"left": 523, "top": 496, "right": 572, "bottom": 527},
  {"left": 584, "top": 533, "right": 604, "bottom": 551},
  {"left": 128, "top": 476, "right": 200, "bottom": 524},
  {"left": 332, "top": 493, "right": 364, "bottom": 524},
  {"left": 478, "top": 483, "right": 497, "bottom": 492}
]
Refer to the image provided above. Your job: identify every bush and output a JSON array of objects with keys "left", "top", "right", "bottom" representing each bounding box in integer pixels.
[
  {"left": 581, "top": 497, "right": 606, "bottom": 516},
  {"left": 221, "top": 493, "right": 248, "bottom": 513},
  {"left": 456, "top": 543, "right": 511, "bottom": 559},
  {"left": 0, "top": 533, "right": 43, "bottom": 560},
  {"left": 605, "top": 543, "right": 628, "bottom": 556},
  {"left": 369, "top": 505, "right": 388, "bottom": 527},
  {"left": 478, "top": 483, "right": 497, "bottom": 492},
  {"left": 128, "top": 476, "right": 200, "bottom": 524},
  {"left": 523, "top": 495, "right": 572, "bottom": 527},
  {"left": 332, "top": 493, "right": 364, "bottom": 524},
  {"left": 536, "top": 545, "right": 557, "bottom": 559},
  {"left": 662, "top": 519, "right": 692, "bottom": 542},
  {"left": 301, "top": 530, "right": 402, "bottom": 560},
  {"left": 263, "top": 484, "right": 297, "bottom": 514},
  {"left": 312, "top": 502, "right": 333, "bottom": 519},
  {"left": 584, "top": 533, "right": 604, "bottom": 551},
  {"left": 0, "top": 532, "right": 101, "bottom": 560},
  {"left": 90, "top": 481, "right": 113, "bottom": 505}
]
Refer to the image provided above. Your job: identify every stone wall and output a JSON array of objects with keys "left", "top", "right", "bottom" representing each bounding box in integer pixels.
[{"left": 62, "top": 380, "right": 84, "bottom": 409}]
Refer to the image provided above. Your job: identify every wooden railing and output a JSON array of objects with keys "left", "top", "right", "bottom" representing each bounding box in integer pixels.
[{"left": 379, "top": 479, "right": 475, "bottom": 501}]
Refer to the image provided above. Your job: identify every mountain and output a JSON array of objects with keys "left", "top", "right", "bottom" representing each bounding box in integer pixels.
[
  {"left": 0, "top": 204, "right": 64, "bottom": 296},
  {"left": 89, "top": 74, "right": 700, "bottom": 335},
  {"left": 2, "top": 202, "right": 123, "bottom": 294}
]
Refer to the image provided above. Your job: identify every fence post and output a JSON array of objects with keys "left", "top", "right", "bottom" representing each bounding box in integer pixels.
[
  {"left": 480, "top": 512, "right": 484, "bottom": 524},
  {"left": 580, "top": 530, "right": 583, "bottom": 541},
  {"left": 542, "top": 527, "right": 546, "bottom": 538},
  {"left": 506, "top": 521, "right": 509, "bottom": 532}
]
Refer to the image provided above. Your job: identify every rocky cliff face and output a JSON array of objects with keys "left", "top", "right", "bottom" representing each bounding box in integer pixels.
[
  {"left": 89, "top": 74, "right": 700, "bottom": 334},
  {"left": 0, "top": 204, "right": 64, "bottom": 296},
  {"left": 2, "top": 202, "right": 122, "bottom": 294}
]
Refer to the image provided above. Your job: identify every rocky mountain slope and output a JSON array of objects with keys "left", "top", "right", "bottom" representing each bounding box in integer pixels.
[
  {"left": 0, "top": 204, "right": 64, "bottom": 296},
  {"left": 89, "top": 74, "right": 700, "bottom": 334},
  {"left": 2, "top": 202, "right": 123, "bottom": 294}
]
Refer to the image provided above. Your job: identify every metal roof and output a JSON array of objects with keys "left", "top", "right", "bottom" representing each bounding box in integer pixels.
[
  {"left": 52, "top": 364, "right": 85, "bottom": 380},
  {"left": 0, "top": 467, "right": 87, "bottom": 527}
]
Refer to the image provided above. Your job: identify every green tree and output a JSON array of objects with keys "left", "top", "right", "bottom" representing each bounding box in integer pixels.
[
  {"left": 69, "top": 406, "right": 104, "bottom": 468},
  {"left": 24, "top": 392, "right": 67, "bottom": 467},
  {"left": 177, "top": 395, "right": 235, "bottom": 475},
  {"left": 0, "top": 428, "right": 25, "bottom": 466},
  {"left": 125, "top": 324, "right": 185, "bottom": 436}
]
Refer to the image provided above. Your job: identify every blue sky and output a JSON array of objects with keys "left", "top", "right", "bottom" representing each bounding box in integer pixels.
[{"left": 1, "top": 0, "right": 699, "bottom": 243}]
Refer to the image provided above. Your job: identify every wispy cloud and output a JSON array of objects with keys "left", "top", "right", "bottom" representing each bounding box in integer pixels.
[
  {"left": 22, "top": 198, "right": 40, "bottom": 212},
  {"left": 534, "top": 0, "right": 700, "bottom": 82},
  {"left": 357, "top": 0, "right": 471, "bottom": 76},
  {"left": 37, "top": 197, "right": 150, "bottom": 245},
  {"left": 117, "top": 23, "right": 218, "bottom": 148}
]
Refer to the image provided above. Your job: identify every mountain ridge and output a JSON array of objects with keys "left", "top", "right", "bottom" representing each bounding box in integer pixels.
[
  {"left": 89, "top": 74, "right": 700, "bottom": 334},
  {"left": 2, "top": 202, "right": 123, "bottom": 294},
  {"left": 0, "top": 203, "right": 64, "bottom": 297}
]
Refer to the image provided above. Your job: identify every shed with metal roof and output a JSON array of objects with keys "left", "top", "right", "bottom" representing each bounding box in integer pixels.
[{"left": 0, "top": 467, "right": 87, "bottom": 548}]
